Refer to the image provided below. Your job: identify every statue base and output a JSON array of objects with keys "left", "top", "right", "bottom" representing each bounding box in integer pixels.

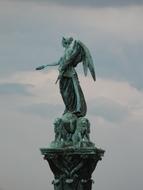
[{"left": 40, "top": 147, "right": 104, "bottom": 190}]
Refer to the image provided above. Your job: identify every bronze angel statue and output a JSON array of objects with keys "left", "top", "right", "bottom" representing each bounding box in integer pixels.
[{"left": 36, "top": 37, "right": 96, "bottom": 117}]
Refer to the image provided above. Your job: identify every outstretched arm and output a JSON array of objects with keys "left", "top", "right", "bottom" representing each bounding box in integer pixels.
[{"left": 35, "top": 62, "right": 59, "bottom": 70}]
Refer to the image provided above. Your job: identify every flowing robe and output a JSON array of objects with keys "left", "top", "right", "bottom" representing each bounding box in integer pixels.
[{"left": 58, "top": 41, "right": 87, "bottom": 117}]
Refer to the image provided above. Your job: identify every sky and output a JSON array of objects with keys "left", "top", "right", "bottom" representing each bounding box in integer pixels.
[{"left": 0, "top": 0, "right": 143, "bottom": 190}]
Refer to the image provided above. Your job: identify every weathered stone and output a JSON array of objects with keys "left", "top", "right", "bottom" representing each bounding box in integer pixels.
[
  {"left": 36, "top": 37, "right": 105, "bottom": 190},
  {"left": 40, "top": 148, "right": 104, "bottom": 190},
  {"left": 50, "top": 113, "right": 95, "bottom": 149}
]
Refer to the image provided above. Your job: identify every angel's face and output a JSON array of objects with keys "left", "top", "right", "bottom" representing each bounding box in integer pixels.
[
  {"left": 62, "top": 38, "right": 67, "bottom": 48},
  {"left": 62, "top": 37, "right": 73, "bottom": 48}
]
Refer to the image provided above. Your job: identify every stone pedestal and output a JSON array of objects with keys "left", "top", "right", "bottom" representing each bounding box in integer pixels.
[
  {"left": 40, "top": 113, "right": 105, "bottom": 190},
  {"left": 40, "top": 148, "right": 104, "bottom": 190}
]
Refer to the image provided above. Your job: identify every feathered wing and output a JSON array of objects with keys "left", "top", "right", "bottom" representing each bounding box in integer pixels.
[{"left": 77, "top": 40, "right": 96, "bottom": 81}]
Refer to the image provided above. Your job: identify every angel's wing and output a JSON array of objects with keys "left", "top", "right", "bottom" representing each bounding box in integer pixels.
[{"left": 77, "top": 40, "right": 96, "bottom": 81}]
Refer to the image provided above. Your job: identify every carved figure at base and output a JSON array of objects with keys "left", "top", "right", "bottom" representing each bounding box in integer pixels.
[
  {"left": 51, "top": 112, "right": 94, "bottom": 149},
  {"left": 73, "top": 117, "right": 94, "bottom": 148}
]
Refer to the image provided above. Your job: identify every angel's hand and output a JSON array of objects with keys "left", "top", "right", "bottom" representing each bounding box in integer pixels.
[{"left": 35, "top": 65, "right": 45, "bottom": 70}]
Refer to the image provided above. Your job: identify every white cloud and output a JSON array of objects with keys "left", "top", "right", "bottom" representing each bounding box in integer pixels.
[
  {"left": 1, "top": 70, "right": 143, "bottom": 123},
  {"left": 0, "top": 2, "right": 142, "bottom": 43},
  {"left": 75, "top": 6, "right": 143, "bottom": 42},
  {"left": 0, "top": 71, "right": 143, "bottom": 190},
  {"left": 0, "top": 2, "right": 143, "bottom": 189}
]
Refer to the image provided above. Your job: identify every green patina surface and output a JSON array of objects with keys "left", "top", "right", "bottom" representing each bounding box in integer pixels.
[
  {"left": 36, "top": 37, "right": 105, "bottom": 190},
  {"left": 36, "top": 37, "right": 96, "bottom": 118},
  {"left": 40, "top": 147, "right": 105, "bottom": 155}
]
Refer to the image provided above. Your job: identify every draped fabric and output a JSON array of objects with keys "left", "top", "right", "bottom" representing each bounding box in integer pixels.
[
  {"left": 59, "top": 73, "right": 87, "bottom": 117},
  {"left": 58, "top": 39, "right": 95, "bottom": 117}
]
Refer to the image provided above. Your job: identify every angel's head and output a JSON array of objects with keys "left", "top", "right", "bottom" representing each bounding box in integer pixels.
[{"left": 62, "top": 37, "right": 73, "bottom": 48}]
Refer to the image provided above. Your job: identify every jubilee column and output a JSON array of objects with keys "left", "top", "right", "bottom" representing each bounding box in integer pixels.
[{"left": 36, "top": 36, "right": 105, "bottom": 190}]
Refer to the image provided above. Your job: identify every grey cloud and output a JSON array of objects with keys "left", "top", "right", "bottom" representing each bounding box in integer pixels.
[
  {"left": 6, "top": 0, "right": 143, "bottom": 7},
  {"left": 0, "top": 76, "right": 143, "bottom": 190},
  {"left": 7, "top": 95, "right": 130, "bottom": 123},
  {"left": 0, "top": 110, "right": 53, "bottom": 190},
  {"left": 18, "top": 98, "right": 130, "bottom": 122},
  {"left": 94, "top": 41, "right": 143, "bottom": 90},
  {"left": 19, "top": 103, "right": 64, "bottom": 118},
  {"left": 0, "top": 83, "right": 33, "bottom": 95},
  {"left": 0, "top": 1, "right": 143, "bottom": 91},
  {"left": 47, "top": 0, "right": 143, "bottom": 7},
  {"left": 88, "top": 97, "right": 130, "bottom": 122}
]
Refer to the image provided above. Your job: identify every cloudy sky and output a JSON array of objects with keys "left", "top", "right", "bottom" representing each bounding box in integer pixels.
[{"left": 0, "top": 0, "right": 143, "bottom": 190}]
